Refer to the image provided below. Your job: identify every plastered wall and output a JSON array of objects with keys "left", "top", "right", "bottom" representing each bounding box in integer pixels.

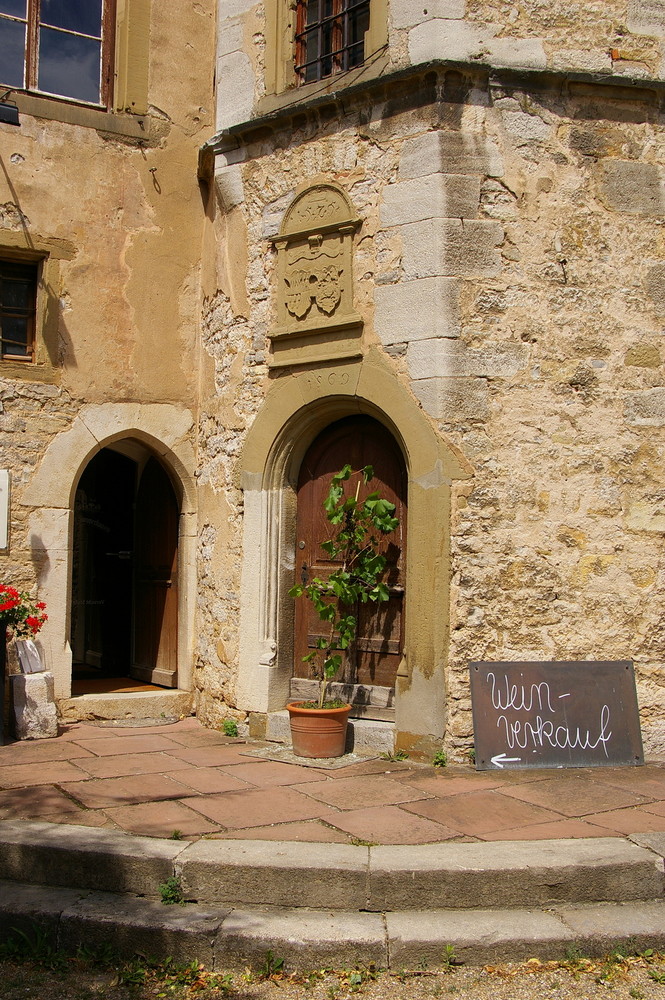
[{"left": 0, "top": 0, "right": 215, "bottom": 694}]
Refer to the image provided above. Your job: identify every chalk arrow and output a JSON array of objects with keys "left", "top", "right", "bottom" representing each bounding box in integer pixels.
[{"left": 491, "top": 753, "right": 521, "bottom": 768}]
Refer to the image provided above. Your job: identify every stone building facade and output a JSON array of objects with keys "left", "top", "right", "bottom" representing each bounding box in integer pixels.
[
  {"left": 2, "top": 0, "right": 665, "bottom": 759},
  {"left": 202, "top": 0, "right": 665, "bottom": 758}
]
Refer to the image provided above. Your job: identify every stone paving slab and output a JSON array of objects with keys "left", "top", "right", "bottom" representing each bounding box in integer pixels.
[{"left": 2, "top": 720, "right": 665, "bottom": 847}]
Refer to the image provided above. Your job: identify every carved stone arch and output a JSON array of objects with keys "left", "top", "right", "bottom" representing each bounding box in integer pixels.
[
  {"left": 20, "top": 403, "right": 197, "bottom": 701},
  {"left": 236, "top": 349, "right": 472, "bottom": 752}
]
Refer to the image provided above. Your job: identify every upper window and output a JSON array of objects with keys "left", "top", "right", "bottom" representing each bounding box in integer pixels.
[
  {"left": 0, "top": 0, "right": 115, "bottom": 107},
  {"left": 0, "top": 259, "right": 37, "bottom": 362},
  {"left": 295, "top": 0, "right": 370, "bottom": 85}
]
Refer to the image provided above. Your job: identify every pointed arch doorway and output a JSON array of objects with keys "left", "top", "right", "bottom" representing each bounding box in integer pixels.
[
  {"left": 292, "top": 416, "right": 407, "bottom": 719},
  {"left": 71, "top": 444, "right": 179, "bottom": 693}
]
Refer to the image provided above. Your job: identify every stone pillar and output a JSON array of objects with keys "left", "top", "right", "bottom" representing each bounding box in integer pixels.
[{"left": 11, "top": 672, "right": 58, "bottom": 740}]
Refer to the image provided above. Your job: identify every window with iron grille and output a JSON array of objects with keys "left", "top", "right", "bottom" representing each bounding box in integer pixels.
[
  {"left": 0, "top": 260, "right": 37, "bottom": 362},
  {"left": 0, "top": 0, "right": 116, "bottom": 107},
  {"left": 295, "top": 0, "right": 370, "bottom": 85}
]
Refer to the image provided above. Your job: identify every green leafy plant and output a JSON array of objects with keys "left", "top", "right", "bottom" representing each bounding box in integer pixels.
[
  {"left": 258, "top": 949, "right": 285, "bottom": 978},
  {"left": 432, "top": 750, "right": 448, "bottom": 768},
  {"left": 441, "top": 943, "right": 463, "bottom": 971},
  {"left": 222, "top": 718, "right": 239, "bottom": 737},
  {"left": 289, "top": 465, "right": 399, "bottom": 709},
  {"left": 158, "top": 875, "right": 185, "bottom": 905},
  {"left": 380, "top": 749, "right": 409, "bottom": 761}
]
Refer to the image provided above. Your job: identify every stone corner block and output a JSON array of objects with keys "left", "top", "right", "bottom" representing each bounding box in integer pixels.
[
  {"left": 391, "top": 0, "right": 466, "bottom": 30},
  {"left": 487, "top": 36, "right": 547, "bottom": 70},
  {"left": 216, "top": 50, "right": 254, "bottom": 131},
  {"left": 214, "top": 163, "right": 245, "bottom": 210},
  {"left": 407, "top": 339, "right": 528, "bottom": 379},
  {"left": 411, "top": 376, "right": 490, "bottom": 422},
  {"left": 627, "top": 0, "right": 665, "bottom": 37},
  {"left": 380, "top": 174, "right": 480, "bottom": 226},
  {"left": 374, "top": 277, "right": 461, "bottom": 346},
  {"left": 400, "top": 131, "right": 504, "bottom": 180},
  {"left": 402, "top": 218, "right": 504, "bottom": 280}
]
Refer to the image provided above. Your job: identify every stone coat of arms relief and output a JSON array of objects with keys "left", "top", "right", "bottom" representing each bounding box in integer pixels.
[{"left": 270, "top": 183, "right": 362, "bottom": 365}]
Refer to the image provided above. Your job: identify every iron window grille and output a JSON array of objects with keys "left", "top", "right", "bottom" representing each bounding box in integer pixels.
[{"left": 295, "top": 0, "right": 370, "bottom": 85}]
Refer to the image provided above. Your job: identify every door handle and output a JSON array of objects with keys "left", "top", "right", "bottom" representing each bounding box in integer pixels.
[{"left": 301, "top": 562, "right": 308, "bottom": 584}]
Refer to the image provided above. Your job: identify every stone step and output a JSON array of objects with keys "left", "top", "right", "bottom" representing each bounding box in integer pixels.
[
  {"left": 2, "top": 881, "right": 665, "bottom": 970},
  {"left": 0, "top": 821, "right": 662, "bottom": 911},
  {"left": 57, "top": 689, "right": 193, "bottom": 722}
]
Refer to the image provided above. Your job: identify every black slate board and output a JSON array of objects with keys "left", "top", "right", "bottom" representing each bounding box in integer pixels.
[{"left": 469, "top": 661, "right": 643, "bottom": 770}]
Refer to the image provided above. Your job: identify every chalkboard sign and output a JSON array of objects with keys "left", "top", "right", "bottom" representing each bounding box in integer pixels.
[{"left": 469, "top": 661, "right": 643, "bottom": 770}]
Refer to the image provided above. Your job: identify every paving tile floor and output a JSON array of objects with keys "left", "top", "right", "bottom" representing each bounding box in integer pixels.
[{"left": 2, "top": 717, "right": 665, "bottom": 844}]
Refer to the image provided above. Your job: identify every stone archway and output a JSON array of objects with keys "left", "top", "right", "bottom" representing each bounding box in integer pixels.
[
  {"left": 236, "top": 348, "right": 472, "bottom": 753},
  {"left": 20, "top": 403, "right": 197, "bottom": 704}
]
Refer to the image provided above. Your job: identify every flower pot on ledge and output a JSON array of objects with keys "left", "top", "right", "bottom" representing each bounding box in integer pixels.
[{"left": 287, "top": 701, "right": 351, "bottom": 758}]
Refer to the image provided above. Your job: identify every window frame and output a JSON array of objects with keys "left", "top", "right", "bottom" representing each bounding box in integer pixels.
[
  {"left": 264, "top": 0, "right": 388, "bottom": 104},
  {"left": 0, "top": 0, "right": 117, "bottom": 110},
  {"left": 0, "top": 258, "right": 38, "bottom": 363}
]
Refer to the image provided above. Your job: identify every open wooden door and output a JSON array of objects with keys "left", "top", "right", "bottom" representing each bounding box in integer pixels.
[
  {"left": 293, "top": 416, "right": 406, "bottom": 719},
  {"left": 131, "top": 457, "right": 179, "bottom": 687}
]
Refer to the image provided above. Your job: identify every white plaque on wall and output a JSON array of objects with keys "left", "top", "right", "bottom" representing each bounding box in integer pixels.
[{"left": 0, "top": 470, "right": 9, "bottom": 550}]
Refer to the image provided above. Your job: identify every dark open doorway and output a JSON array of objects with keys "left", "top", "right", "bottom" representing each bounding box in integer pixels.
[{"left": 70, "top": 444, "right": 179, "bottom": 695}]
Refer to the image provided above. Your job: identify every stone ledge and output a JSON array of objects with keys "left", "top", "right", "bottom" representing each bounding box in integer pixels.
[
  {"left": 3, "top": 881, "right": 665, "bottom": 969},
  {"left": 0, "top": 823, "right": 662, "bottom": 912}
]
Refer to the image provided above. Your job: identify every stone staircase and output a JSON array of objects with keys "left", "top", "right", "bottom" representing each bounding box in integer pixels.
[{"left": 1, "top": 820, "right": 665, "bottom": 970}]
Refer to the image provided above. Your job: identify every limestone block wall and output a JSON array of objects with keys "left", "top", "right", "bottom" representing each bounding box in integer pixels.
[
  {"left": 216, "top": 0, "right": 665, "bottom": 133},
  {"left": 203, "top": 43, "right": 665, "bottom": 751}
]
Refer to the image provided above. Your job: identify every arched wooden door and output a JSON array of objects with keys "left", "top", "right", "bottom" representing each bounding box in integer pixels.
[{"left": 293, "top": 416, "right": 407, "bottom": 718}]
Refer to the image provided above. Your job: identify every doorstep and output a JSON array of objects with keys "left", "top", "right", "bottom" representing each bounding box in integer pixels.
[{"left": 57, "top": 689, "right": 194, "bottom": 723}]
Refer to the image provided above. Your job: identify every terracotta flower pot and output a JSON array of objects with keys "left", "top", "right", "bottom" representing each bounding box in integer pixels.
[{"left": 287, "top": 701, "right": 351, "bottom": 758}]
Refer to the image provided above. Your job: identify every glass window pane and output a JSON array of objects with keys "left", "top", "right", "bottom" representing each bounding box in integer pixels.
[
  {"left": 2, "top": 315, "right": 30, "bottom": 356},
  {"left": 2, "top": 277, "right": 32, "bottom": 310},
  {"left": 40, "top": 0, "right": 102, "bottom": 38},
  {"left": 0, "top": 17, "right": 26, "bottom": 88},
  {"left": 0, "top": 1, "right": 26, "bottom": 16},
  {"left": 38, "top": 27, "right": 101, "bottom": 103}
]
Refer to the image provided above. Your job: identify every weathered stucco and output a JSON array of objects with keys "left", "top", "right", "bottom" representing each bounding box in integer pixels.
[{"left": 0, "top": 0, "right": 215, "bottom": 705}]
